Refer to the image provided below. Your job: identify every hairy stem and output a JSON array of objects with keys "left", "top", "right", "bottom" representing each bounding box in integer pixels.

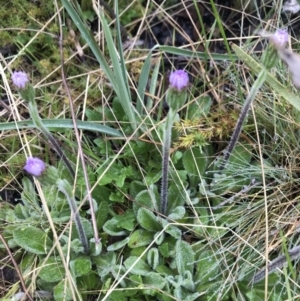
[
  {"left": 28, "top": 101, "right": 75, "bottom": 179},
  {"left": 252, "top": 245, "right": 300, "bottom": 284},
  {"left": 220, "top": 69, "right": 267, "bottom": 170},
  {"left": 160, "top": 110, "right": 175, "bottom": 215}
]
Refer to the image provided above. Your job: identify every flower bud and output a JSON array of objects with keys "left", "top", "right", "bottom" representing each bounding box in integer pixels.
[
  {"left": 166, "top": 70, "right": 189, "bottom": 112},
  {"left": 11, "top": 71, "right": 35, "bottom": 102}
]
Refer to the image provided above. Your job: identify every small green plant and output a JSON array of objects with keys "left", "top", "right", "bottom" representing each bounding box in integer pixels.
[{"left": 2, "top": 1, "right": 300, "bottom": 301}]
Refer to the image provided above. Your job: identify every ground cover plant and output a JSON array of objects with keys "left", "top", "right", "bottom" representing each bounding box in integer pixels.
[{"left": 2, "top": 0, "right": 300, "bottom": 300}]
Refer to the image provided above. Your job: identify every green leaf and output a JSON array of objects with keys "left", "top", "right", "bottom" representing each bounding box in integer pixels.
[
  {"left": 143, "top": 272, "right": 167, "bottom": 295},
  {"left": 53, "top": 280, "right": 73, "bottom": 301},
  {"left": 175, "top": 240, "right": 194, "bottom": 276},
  {"left": 96, "top": 163, "right": 133, "bottom": 187},
  {"left": 70, "top": 256, "right": 92, "bottom": 278},
  {"left": 39, "top": 257, "right": 65, "bottom": 282},
  {"left": 137, "top": 47, "right": 153, "bottom": 114},
  {"left": 124, "top": 256, "right": 152, "bottom": 276},
  {"left": 161, "top": 220, "right": 182, "bottom": 239},
  {"left": 186, "top": 95, "right": 212, "bottom": 119},
  {"left": 13, "top": 226, "right": 52, "bottom": 255},
  {"left": 227, "top": 143, "right": 252, "bottom": 167},
  {"left": 210, "top": 173, "right": 250, "bottom": 195},
  {"left": 128, "top": 229, "right": 154, "bottom": 248},
  {"left": 183, "top": 147, "right": 208, "bottom": 187},
  {"left": 147, "top": 248, "right": 160, "bottom": 270},
  {"left": 61, "top": 0, "right": 138, "bottom": 131},
  {"left": 96, "top": 201, "right": 109, "bottom": 229},
  {"left": 21, "top": 177, "right": 39, "bottom": 208},
  {"left": 0, "top": 119, "right": 121, "bottom": 137},
  {"left": 137, "top": 208, "right": 162, "bottom": 232},
  {"left": 114, "top": 210, "right": 136, "bottom": 231},
  {"left": 94, "top": 252, "right": 116, "bottom": 279},
  {"left": 168, "top": 206, "right": 185, "bottom": 220},
  {"left": 103, "top": 219, "right": 128, "bottom": 236},
  {"left": 107, "top": 237, "right": 129, "bottom": 251},
  {"left": 103, "top": 210, "right": 135, "bottom": 236},
  {"left": 194, "top": 249, "right": 219, "bottom": 286},
  {"left": 133, "top": 187, "right": 159, "bottom": 214}
]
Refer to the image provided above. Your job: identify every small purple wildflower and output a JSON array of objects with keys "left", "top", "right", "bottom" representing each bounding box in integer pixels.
[
  {"left": 24, "top": 157, "right": 46, "bottom": 177},
  {"left": 270, "top": 29, "right": 289, "bottom": 48},
  {"left": 11, "top": 71, "right": 29, "bottom": 89},
  {"left": 169, "top": 70, "right": 189, "bottom": 91}
]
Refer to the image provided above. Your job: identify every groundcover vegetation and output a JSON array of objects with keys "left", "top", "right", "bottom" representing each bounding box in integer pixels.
[{"left": 1, "top": 0, "right": 300, "bottom": 300}]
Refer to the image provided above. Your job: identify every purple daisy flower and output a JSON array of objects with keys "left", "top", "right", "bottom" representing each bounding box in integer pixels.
[
  {"left": 169, "top": 70, "right": 189, "bottom": 91},
  {"left": 271, "top": 29, "right": 289, "bottom": 48},
  {"left": 24, "top": 157, "right": 46, "bottom": 177},
  {"left": 11, "top": 71, "right": 29, "bottom": 89}
]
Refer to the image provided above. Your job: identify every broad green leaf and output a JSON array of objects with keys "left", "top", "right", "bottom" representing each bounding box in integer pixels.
[
  {"left": 147, "top": 248, "right": 159, "bottom": 270},
  {"left": 107, "top": 237, "right": 129, "bottom": 251},
  {"left": 227, "top": 143, "right": 252, "bottom": 168},
  {"left": 124, "top": 256, "right": 152, "bottom": 276},
  {"left": 70, "top": 256, "right": 92, "bottom": 278},
  {"left": 161, "top": 219, "right": 182, "bottom": 239},
  {"left": 53, "top": 280, "right": 73, "bottom": 301},
  {"left": 194, "top": 249, "right": 219, "bottom": 286},
  {"left": 175, "top": 240, "right": 194, "bottom": 276},
  {"left": 39, "top": 257, "right": 64, "bottom": 282},
  {"left": 13, "top": 226, "right": 52, "bottom": 255},
  {"left": 133, "top": 188, "right": 159, "bottom": 214},
  {"left": 183, "top": 147, "right": 208, "bottom": 187},
  {"left": 96, "top": 201, "right": 109, "bottom": 229},
  {"left": 143, "top": 272, "right": 167, "bottom": 295},
  {"left": 168, "top": 206, "right": 185, "bottom": 220},
  {"left": 210, "top": 173, "right": 250, "bottom": 195},
  {"left": 71, "top": 218, "right": 93, "bottom": 240},
  {"left": 94, "top": 252, "right": 116, "bottom": 279},
  {"left": 128, "top": 229, "right": 154, "bottom": 248},
  {"left": 103, "top": 219, "right": 128, "bottom": 236},
  {"left": 21, "top": 177, "right": 39, "bottom": 208},
  {"left": 137, "top": 208, "right": 162, "bottom": 232},
  {"left": 186, "top": 95, "right": 212, "bottom": 119}
]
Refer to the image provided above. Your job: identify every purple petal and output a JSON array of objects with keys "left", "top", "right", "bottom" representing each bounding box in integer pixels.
[
  {"left": 24, "top": 157, "right": 46, "bottom": 177},
  {"left": 169, "top": 70, "right": 189, "bottom": 91},
  {"left": 11, "top": 71, "right": 29, "bottom": 89},
  {"left": 271, "top": 29, "right": 289, "bottom": 48}
]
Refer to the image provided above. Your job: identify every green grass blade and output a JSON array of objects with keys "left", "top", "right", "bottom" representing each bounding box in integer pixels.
[
  {"left": 158, "top": 45, "right": 238, "bottom": 61},
  {"left": 232, "top": 43, "right": 300, "bottom": 111},
  {"left": 61, "top": 0, "right": 138, "bottom": 131},
  {"left": 98, "top": 8, "right": 137, "bottom": 130},
  {"left": 137, "top": 48, "right": 155, "bottom": 113},
  {"left": 0, "top": 119, "right": 122, "bottom": 137}
]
